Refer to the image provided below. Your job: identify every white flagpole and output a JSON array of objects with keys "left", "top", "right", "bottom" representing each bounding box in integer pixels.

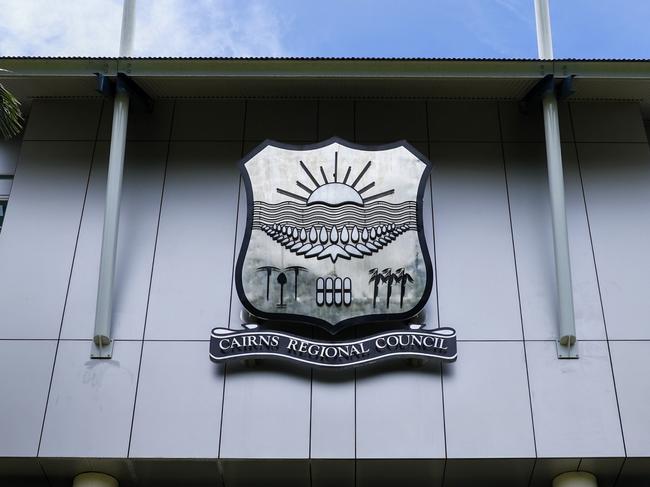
[
  {"left": 534, "top": 0, "right": 577, "bottom": 356},
  {"left": 92, "top": 0, "right": 136, "bottom": 358}
]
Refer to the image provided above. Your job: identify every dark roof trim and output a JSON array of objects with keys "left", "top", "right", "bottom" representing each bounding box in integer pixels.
[
  {"left": 2, "top": 57, "right": 650, "bottom": 80},
  {"left": 1, "top": 56, "right": 650, "bottom": 62}
]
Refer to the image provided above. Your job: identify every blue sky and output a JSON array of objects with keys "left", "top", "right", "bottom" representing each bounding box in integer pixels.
[{"left": 0, "top": 0, "right": 648, "bottom": 59}]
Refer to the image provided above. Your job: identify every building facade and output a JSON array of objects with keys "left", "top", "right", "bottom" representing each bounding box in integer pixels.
[{"left": 1, "top": 58, "right": 650, "bottom": 486}]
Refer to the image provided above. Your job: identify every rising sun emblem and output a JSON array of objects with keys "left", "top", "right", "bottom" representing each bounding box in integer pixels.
[{"left": 254, "top": 152, "right": 417, "bottom": 262}]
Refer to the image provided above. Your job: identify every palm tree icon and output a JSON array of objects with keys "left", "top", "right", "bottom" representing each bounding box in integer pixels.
[
  {"left": 381, "top": 268, "right": 395, "bottom": 308},
  {"left": 394, "top": 268, "right": 414, "bottom": 308},
  {"left": 368, "top": 268, "right": 383, "bottom": 308}
]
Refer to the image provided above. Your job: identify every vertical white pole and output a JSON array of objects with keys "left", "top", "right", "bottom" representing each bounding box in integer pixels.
[
  {"left": 119, "top": 0, "right": 137, "bottom": 57},
  {"left": 92, "top": 0, "right": 136, "bottom": 357},
  {"left": 534, "top": 0, "right": 577, "bottom": 351}
]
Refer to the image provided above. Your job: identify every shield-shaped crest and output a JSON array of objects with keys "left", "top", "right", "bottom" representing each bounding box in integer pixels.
[{"left": 235, "top": 138, "right": 433, "bottom": 333}]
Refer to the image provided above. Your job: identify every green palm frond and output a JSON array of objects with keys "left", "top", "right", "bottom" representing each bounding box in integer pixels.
[{"left": 0, "top": 82, "right": 23, "bottom": 140}]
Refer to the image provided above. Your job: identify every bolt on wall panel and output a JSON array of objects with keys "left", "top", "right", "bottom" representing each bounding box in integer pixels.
[{"left": 61, "top": 142, "right": 167, "bottom": 340}]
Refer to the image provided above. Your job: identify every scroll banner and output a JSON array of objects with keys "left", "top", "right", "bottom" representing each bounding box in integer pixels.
[{"left": 210, "top": 326, "right": 457, "bottom": 368}]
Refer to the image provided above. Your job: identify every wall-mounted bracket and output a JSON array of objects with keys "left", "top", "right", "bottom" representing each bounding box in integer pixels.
[
  {"left": 556, "top": 340, "right": 579, "bottom": 359},
  {"left": 90, "top": 338, "right": 114, "bottom": 359},
  {"left": 557, "top": 75, "right": 576, "bottom": 101},
  {"left": 95, "top": 72, "right": 154, "bottom": 112},
  {"left": 519, "top": 74, "right": 576, "bottom": 113}
]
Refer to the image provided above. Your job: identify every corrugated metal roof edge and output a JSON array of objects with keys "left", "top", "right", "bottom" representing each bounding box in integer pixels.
[{"left": 1, "top": 56, "right": 649, "bottom": 62}]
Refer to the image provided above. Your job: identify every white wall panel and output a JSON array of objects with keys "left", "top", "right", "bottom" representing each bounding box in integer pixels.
[
  {"left": 0, "top": 340, "right": 56, "bottom": 456},
  {"left": 505, "top": 143, "right": 605, "bottom": 340},
  {"left": 0, "top": 142, "right": 94, "bottom": 339},
  {"left": 172, "top": 100, "right": 245, "bottom": 141},
  {"left": 221, "top": 178, "right": 311, "bottom": 459},
  {"left": 219, "top": 362, "right": 311, "bottom": 459},
  {"left": 356, "top": 101, "right": 427, "bottom": 143},
  {"left": 444, "top": 342, "right": 535, "bottom": 458},
  {"left": 310, "top": 368, "right": 355, "bottom": 459},
  {"left": 499, "top": 101, "right": 573, "bottom": 142},
  {"left": 146, "top": 142, "right": 241, "bottom": 340},
  {"left": 244, "top": 100, "right": 317, "bottom": 142},
  {"left": 24, "top": 100, "right": 102, "bottom": 141},
  {"left": 0, "top": 138, "right": 21, "bottom": 175},
  {"left": 429, "top": 101, "right": 499, "bottom": 141},
  {"left": 526, "top": 340, "right": 624, "bottom": 458},
  {"left": 61, "top": 142, "right": 167, "bottom": 340},
  {"left": 318, "top": 100, "right": 354, "bottom": 141},
  {"left": 356, "top": 361, "right": 444, "bottom": 458},
  {"left": 0, "top": 178, "right": 12, "bottom": 197},
  {"left": 445, "top": 459, "right": 534, "bottom": 487},
  {"left": 129, "top": 341, "right": 223, "bottom": 458},
  {"left": 578, "top": 143, "right": 650, "bottom": 339},
  {"left": 431, "top": 143, "right": 521, "bottom": 339},
  {"left": 570, "top": 102, "right": 647, "bottom": 143},
  {"left": 610, "top": 341, "right": 650, "bottom": 457},
  {"left": 40, "top": 340, "right": 140, "bottom": 457},
  {"left": 98, "top": 101, "right": 174, "bottom": 141},
  {"left": 357, "top": 459, "right": 443, "bottom": 487}
]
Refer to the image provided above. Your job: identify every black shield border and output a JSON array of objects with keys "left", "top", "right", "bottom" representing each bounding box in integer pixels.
[{"left": 235, "top": 137, "right": 433, "bottom": 335}]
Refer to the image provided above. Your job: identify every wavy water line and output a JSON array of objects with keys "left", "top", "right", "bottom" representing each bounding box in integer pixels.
[
  {"left": 254, "top": 213, "right": 416, "bottom": 221},
  {"left": 254, "top": 203, "right": 416, "bottom": 210}
]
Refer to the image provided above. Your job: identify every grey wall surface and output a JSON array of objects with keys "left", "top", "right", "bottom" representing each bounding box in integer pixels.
[{"left": 1, "top": 98, "right": 649, "bottom": 487}]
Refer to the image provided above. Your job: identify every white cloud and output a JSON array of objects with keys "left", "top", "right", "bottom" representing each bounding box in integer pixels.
[{"left": 0, "top": 0, "right": 289, "bottom": 57}]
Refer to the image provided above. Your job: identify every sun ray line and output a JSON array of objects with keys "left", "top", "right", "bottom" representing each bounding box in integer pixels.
[
  {"left": 343, "top": 166, "right": 352, "bottom": 184},
  {"left": 363, "top": 189, "right": 395, "bottom": 203},
  {"left": 351, "top": 160, "right": 372, "bottom": 188},
  {"left": 277, "top": 188, "right": 308, "bottom": 202},
  {"left": 319, "top": 166, "right": 329, "bottom": 184},
  {"left": 300, "top": 160, "right": 321, "bottom": 188},
  {"left": 357, "top": 182, "right": 376, "bottom": 194},
  {"left": 334, "top": 151, "right": 338, "bottom": 182},
  {"left": 296, "top": 181, "right": 314, "bottom": 194}
]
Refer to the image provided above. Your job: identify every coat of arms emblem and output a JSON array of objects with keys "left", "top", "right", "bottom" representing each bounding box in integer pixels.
[
  {"left": 236, "top": 138, "right": 432, "bottom": 330},
  {"left": 211, "top": 138, "right": 457, "bottom": 368}
]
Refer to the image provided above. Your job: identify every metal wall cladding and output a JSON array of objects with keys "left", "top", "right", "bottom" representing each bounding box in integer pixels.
[{"left": 0, "top": 97, "right": 649, "bottom": 487}]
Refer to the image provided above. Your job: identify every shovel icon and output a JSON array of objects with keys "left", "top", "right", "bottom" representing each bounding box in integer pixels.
[{"left": 276, "top": 272, "right": 288, "bottom": 308}]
